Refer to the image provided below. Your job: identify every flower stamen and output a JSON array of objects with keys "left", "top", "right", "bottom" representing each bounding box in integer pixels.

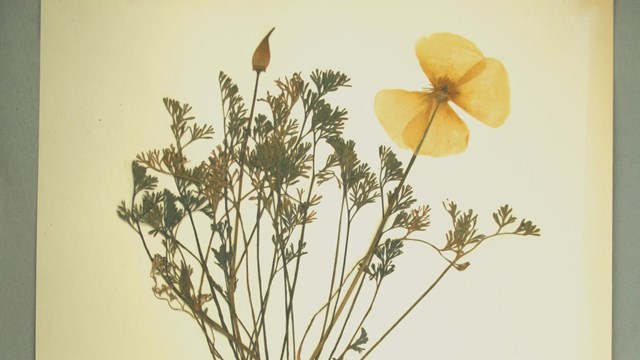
[{"left": 430, "top": 77, "right": 458, "bottom": 104}]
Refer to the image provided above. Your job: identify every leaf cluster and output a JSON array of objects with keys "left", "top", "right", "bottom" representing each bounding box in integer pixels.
[
  {"left": 164, "top": 97, "right": 214, "bottom": 150},
  {"left": 299, "top": 70, "right": 350, "bottom": 143},
  {"left": 219, "top": 72, "right": 249, "bottom": 151},
  {"left": 378, "top": 146, "right": 404, "bottom": 188},
  {"left": 443, "top": 201, "right": 486, "bottom": 257},
  {"left": 334, "top": 328, "right": 369, "bottom": 360},
  {"left": 390, "top": 205, "right": 431, "bottom": 237},
  {"left": 491, "top": 204, "right": 541, "bottom": 236},
  {"left": 212, "top": 220, "right": 234, "bottom": 276},
  {"left": 441, "top": 202, "right": 542, "bottom": 270},
  {"left": 318, "top": 138, "right": 380, "bottom": 216},
  {"left": 365, "top": 239, "right": 404, "bottom": 285}
]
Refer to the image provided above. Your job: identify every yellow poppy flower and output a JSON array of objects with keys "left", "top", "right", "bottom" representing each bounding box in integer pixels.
[{"left": 374, "top": 33, "right": 510, "bottom": 157}]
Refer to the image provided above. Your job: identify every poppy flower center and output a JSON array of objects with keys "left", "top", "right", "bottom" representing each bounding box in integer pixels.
[{"left": 430, "top": 77, "right": 458, "bottom": 103}]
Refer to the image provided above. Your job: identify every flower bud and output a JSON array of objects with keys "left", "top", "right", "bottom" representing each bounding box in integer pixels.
[{"left": 252, "top": 27, "right": 275, "bottom": 72}]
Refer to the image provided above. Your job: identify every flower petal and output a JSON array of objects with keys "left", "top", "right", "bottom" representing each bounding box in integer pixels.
[
  {"left": 374, "top": 89, "right": 430, "bottom": 149},
  {"left": 453, "top": 58, "right": 510, "bottom": 128},
  {"left": 416, "top": 33, "right": 485, "bottom": 85},
  {"left": 402, "top": 102, "right": 469, "bottom": 157}
]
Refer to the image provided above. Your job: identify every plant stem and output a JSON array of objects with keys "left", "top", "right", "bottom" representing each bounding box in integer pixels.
[
  {"left": 361, "top": 262, "right": 454, "bottom": 359},
  {"left": 296, "top": 262, "right": 360, "bottom": 360},
  {"left": 230, "top": 70, "right": 262, "bottom": 360},
  {"left": 132, "top": 213, "right": 256, "bottom": 359},
  {"left": 192, "top": 218, "right": 241, "bottom": 359},
  {"left": 331, "top": 215, "right": 353, "bottom": 326},
  {"left": 251, "top": 235, "right": 279, "bottom": 353},
  {"left": 169, "top": 135, "right": 240, "bottom": 359},
  {"left": 196, "top": 316, "right": 218, "bottom": 359},
  {"left": 335, "top": 283, "right": 380, "bottom": 360},
  {"left": 326, "top": 267, "right": 366, "bottom": 359},
  {"left": 275, "top": 188, "right": 295, "bottom": 360},
  {"left": 321, "top": 194, "right": 347, "bottom": 338},
  {"left": 309, "top": 101, "right": 442, "bottom": 359},
  {"left": 253, "top": 195, "right": 270, "bottom": 358},
  {"left": 243, "top": 221, "right": 259, "bottom": 356},
  {"left": 325, "top": 216, "right": 354, "bottom": 357},
  {"left": 285, "top": 137, "right": 318, "bottom": 356}
]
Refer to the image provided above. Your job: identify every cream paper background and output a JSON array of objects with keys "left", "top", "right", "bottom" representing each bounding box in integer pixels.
[{"left": 37, "top": 0, "right": 612, "bottom": 359}]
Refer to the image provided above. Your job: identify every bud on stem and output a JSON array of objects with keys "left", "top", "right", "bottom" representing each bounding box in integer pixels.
[{"left": 252, "top": 27, "right": 275, "bottom": 72}]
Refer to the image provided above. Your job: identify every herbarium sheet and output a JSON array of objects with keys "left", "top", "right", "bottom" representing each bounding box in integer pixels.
[{"left": 37, "top": 1, "right": 612, "bottom": 359}]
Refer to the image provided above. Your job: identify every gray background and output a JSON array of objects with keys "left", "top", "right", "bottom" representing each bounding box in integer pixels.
[{"left": 0, "top": 0, "right": 636, "bottom": 358}]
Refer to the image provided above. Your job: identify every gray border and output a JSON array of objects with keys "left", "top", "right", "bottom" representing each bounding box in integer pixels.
[
  {"left": 0, "top": 0, "right": 39, "bottom": 359},
  {"left": 613, "top": 0, "right": 640, "bottom": 358},
  {"left": 0, "top": 1, "right": 637, "bottom": 359}
]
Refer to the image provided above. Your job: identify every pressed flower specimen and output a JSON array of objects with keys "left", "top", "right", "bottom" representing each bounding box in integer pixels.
[
  {"left": 118, "top": 30, "right": 539, "bottom": 360},
  {"left": 375, "top": 32, "right": 510, "bottom": 157}
]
